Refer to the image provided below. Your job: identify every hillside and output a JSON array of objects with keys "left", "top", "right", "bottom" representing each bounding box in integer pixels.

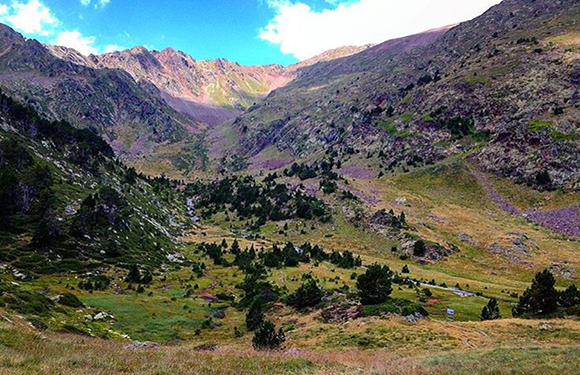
[
  {"left": 227, "top": 0, "right": 580, "bottom": 191},
  {"left": 0, "top": 90, "right": 189, "bottom": 278},
  {"left": 0, "top": 24, "right": 198, "bottom": 157}
]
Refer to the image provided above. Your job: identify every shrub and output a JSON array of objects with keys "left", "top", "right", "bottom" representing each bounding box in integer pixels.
[
  {"left": 535, "top": 171, "right": 552, "bottom": 188},
  {"left": 58, "top": 293, "right": 84, "bottom": 308},
  {"left": 356, "top": 264, "right": 393, "bottom": 305},
  {"left": 363, "top": 298, "right": 428, "bottom": 317},
  {"left": 413, "top": 240, "right": 427, "bottom": 257},
  {"left": 287, "top": 280, "right": 323, "bottom": 310},
  {"left": 560, "top": 285, "right": 580, "bottom": 309},
  {"left": 125, "top": 264, "right": 141, "bottom": 284},
  {"left": 252, "top": 321, "right": 285, "bottom": 351},
  {"left": 481, "top": 298, "right": 501, "bottom": 320}
]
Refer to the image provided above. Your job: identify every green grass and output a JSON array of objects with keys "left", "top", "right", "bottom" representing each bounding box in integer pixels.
[
  {"left": 81, "top": 294, "right": 211, "bottom": 342},
  {"left": 464, "top": 74, "right": 490, "bottom": 86},
  {"left": 550, "top": 130, "right": 580, "bottom": 142},
  {"left": 529, "top": 120, "right": 554, "bottom": 132},
  {"left": 400, "top": 113, "right": 414, "bottom": 123}
]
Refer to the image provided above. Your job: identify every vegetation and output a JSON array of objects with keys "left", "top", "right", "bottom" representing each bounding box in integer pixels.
[
  {"left": 356, "top": 264, "right": 393, "bottom": 305},
  {"left": 481, "top": 298, "right": 501, "bottom": 321},
  {"left": 0, "top": 91, "right": 186, "bottom": 274},
  {"left": 513, "top": 270, "right": 580, "bottom": 318},
  {"left": 286, "top": 280, "right": 324, "bottom": 309},
  {"left": 185, "top": 175, "right": 331, "bottom": 225},
  {"left": 252, "top": 321, "right": 285, "bottom": 351}
]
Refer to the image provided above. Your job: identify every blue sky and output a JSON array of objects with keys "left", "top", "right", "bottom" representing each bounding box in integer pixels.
[{"left": 0, "top": 0, "right": 501, "bottom": 66}]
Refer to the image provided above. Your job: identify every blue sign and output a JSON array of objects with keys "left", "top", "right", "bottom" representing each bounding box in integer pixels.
[{"left": 446, "top": 308, "right": 455, "bottom": 315}]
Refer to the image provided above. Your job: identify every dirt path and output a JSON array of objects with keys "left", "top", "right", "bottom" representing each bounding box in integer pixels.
[
  {"left": 420, "top": 283, "right": 482, "bottom": 299},
  {"left": 199, "top": 276, "right": 220, "bottom": 301}
]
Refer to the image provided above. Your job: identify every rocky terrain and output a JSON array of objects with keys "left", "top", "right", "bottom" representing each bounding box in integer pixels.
[
  {"left": 0, "top": 91, "right": 188, "bottom": 277},
  {"left": 227, "top": 0, "right": 580, "bottom": 191},
  {"left": 0, "top": 24, "right": 198, "bottom": 157},
  {"left": 47, "top": 44, "right": 371, "bottom": 127}
]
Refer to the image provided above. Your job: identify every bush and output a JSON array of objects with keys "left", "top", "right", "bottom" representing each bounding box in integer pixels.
[
  {"left": 481, "top": 298, "right": 501, "bottom": 320},
  {"left": 125, "top": 264, "right": 141, "bottom": 284},
  {"left": 413, "top": 240, "right": 427, "bottom": 257},
  {"left": 58, "top": 293, "right": 84, "bottom": 308},
  {"left": 4, "top": 291, "right": 54, "bottom": 315},
  {"left": 252, "top": 321, "right": 285, "bottom": 351},
  {"left": 287, "top": 280, "right": 323, "bottom": 309},
  {"left": 356, "top": 264, "right": 393, "bottom": 305},
  {"left": 560, "top": 285, "right": 580, "bottom": 309},
  {"left": 363, "top": 298, "right": 428, "bottom": 317}
]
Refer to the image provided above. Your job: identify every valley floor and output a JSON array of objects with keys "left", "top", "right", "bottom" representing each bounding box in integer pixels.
[{"left": 3, "top": 160, "right": 580, "bottom": 374}]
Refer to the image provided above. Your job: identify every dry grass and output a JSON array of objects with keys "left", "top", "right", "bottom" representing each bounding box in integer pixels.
[{"left": 2, "top": 315, "right": 580, "bottom": 375}]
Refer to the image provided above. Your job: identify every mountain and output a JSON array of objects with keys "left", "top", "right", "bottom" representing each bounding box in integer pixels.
[
  {"left": 48, "top": 44, "right": 372, "bottom": 126},
  {"left": 0, "top": 22, "right": 375, "bottom": 161},
  {"left": 227, "top": 0, "right": 580, "bottom": 190},
  {"left": 50, "top": 46, "right": 292, "bottom": 125},
  {"left": 287, "top": 44, "right": 373, "bottom": 72},
  {"left": 0, "top": 24, "right": 198, "bottom": 158}
]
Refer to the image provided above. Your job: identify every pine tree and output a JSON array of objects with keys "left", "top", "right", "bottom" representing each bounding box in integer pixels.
[
  {"left": 126, "top": 264, "right": 141, "bottom": 284},
  {"left": 287, "top": 280, "right": 324, "bottom": 309},
  {"left": 481, "top": 298, "right": 501, "bottom": 320},
  {"left": 401, "top": 265, "right": 410, "bottom": 274},
  {"left": 560, "top": 284, "right": 580, "bottom": 308},
  {"left": 252, "top": 321, "right": 285, "bottom": 351},
  {"left": 413, "top": 240, "right": 427, "bottom": 257},
  {"left": 399, "top": 212, "right": 406, "bottom": 226},
  {"left": 513, "top": 269, "right": 559, "bottom": 317},
  {"left": 356, "top": 264, "right": 393, "bottom": 305},
  {"left": 230, "top": 239, "right": 241, "bottom": 255},
  {"left": 245, "top": 300, "right": 265, "bottom": 331}
]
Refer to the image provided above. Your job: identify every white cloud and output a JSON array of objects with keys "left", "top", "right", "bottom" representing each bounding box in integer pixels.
[
  {"left": 259, "top": 0, "right": 502, "bottom": 60},
  {"left": 80, "top": 0, "right": 111, "bottom": 8},
  {"left": 3, "top": 0, "right": 60, "bottom": 36},
  {"left": 54, "top": 30, "right": 98, "bottom": 55},
  {"left": 0, "top": 0, "right": 115, "bottom": 55},
  {"left": 103, "top": 44, "right": 125, "bottom": 53}
]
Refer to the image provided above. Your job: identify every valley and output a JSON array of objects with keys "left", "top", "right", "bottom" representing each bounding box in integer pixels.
[{"left": 0, "top": 0, "right": 580, "bottom": 374}]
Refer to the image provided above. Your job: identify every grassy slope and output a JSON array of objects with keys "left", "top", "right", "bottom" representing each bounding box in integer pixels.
[
  {"left": 2, "top": 157, "right": 580, "bottom": 373},
  {"left": 2, "top": 316, "right": 580, "bottom": 375}
]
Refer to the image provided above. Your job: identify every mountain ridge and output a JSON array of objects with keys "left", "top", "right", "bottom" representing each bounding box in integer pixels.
[
  {"left": 0, "top": 23, "right": 199, "bottom": 158},
  {"left": 46, "top": 43, "right": 372, "bottom": 126}
]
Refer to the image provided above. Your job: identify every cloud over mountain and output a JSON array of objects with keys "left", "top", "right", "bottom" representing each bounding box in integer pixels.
[{"left": 259, "top": 0, "right": 502, "bottom": 60}]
